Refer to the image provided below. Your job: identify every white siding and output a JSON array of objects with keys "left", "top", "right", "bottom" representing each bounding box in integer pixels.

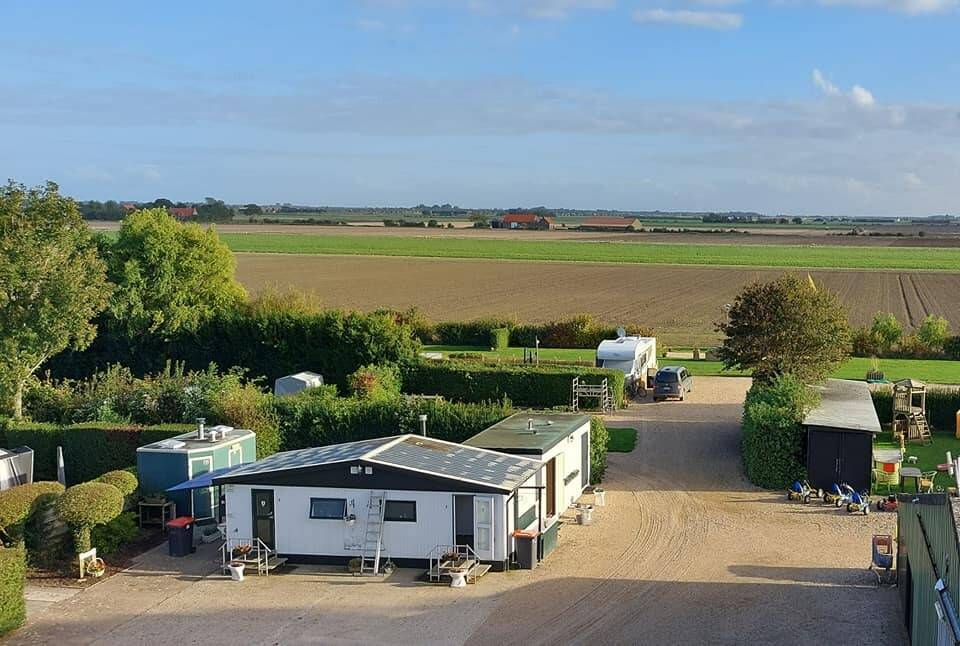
[{"left": 224, "top": 484, "right": 511, "bottom": 561}]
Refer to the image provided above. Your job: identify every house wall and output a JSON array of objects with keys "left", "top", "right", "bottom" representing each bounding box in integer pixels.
[
  {"left": 223, "top": 484, "right": 510, "bottom": 562},
  {"left": 541, "top": 420, "right": 591, "bottom": 516}
]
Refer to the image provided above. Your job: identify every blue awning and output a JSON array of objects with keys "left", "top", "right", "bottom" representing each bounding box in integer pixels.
[{"left": 166, "top": 466, "right": 239, "bottom": 493}]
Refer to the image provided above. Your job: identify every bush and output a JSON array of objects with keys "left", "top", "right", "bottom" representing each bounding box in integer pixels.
[
  {"left": 401, "top": 360, "right": 625, "bottom": 408},
  {"left": 0, "top": 545, "right": 26, "bottom": 636},
  {"left": 741, "top": 375, "right": 819, "bottom": 489},
  {"left": 56, "top": 482, "right": 124, "bottom": 553},
  {"left": 589, "top": 417, "right": 609, "bottom": 485},
  {"left": 427, "top": 315, "right": 652, "bottom": 349},
  {"left": 347, "top": 364, "right": 402, "bottom": 402},
  {"left": 90, "top": 512, "right": 139, "bottom": 555},
  {"left": 95, "top": 470, "right": 138, "bottom": 497},
  {"left": 918, "top": 315, "right": 951, "bottom": 353},
  {"left": 0, "top": 481, "right": 65, "bottom": 545},
  {"left": 489, "top": 328, "right": 510, "bottom": 351},
  {"left": 945, "top": 336, "right": 960, "bottom": 361}
]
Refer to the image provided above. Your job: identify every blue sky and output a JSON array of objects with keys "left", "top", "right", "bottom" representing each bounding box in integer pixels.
[{"left": 1, "top": 1, "right": 958, "bottom": 215}]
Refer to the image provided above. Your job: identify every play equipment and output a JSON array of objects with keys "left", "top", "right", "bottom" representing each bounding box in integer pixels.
[
  {"left": 876, "top": 495, "right": 899, "bottom": 512},
  {"left": 846, "top": 487, "right": 871, "bottom": 515},
  {"left": 893, "top": 379, "right": 932, "bottom": 445},
  {"left": 823, "top": 482, "right": 853, "bottom": 507},
  {"left": 787, "top": 480, "right": 821, "bottom": 504},
  {"left": 869, "top": 534, "right": 896, "bottom": 586}
]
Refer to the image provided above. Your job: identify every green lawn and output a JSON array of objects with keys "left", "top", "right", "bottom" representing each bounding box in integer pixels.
[
  {"left": 873, "top": 432, "right": 960, "bottom": 494},
  {"left": 606, "top": 427, "right": 637, "bottom": 453},
  {"left": 217, "top": 233, "right": 960, "bottom": 271},
  {"left": 423, "top": 346, "right": 960, "bottom": 384}
]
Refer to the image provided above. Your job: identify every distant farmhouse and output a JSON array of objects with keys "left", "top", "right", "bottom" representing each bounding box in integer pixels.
[
  {"left": 578, "top": 216, "right": 642, "bottom": 232},
  {"left": 495, "top": 212, "right": 556, "bottom": 230},
  {"left": 168, "top": 206, "right": 197, "bottom": 221}
]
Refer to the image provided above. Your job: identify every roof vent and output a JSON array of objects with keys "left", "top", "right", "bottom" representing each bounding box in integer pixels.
[
  {"left": 196, "top": 418, "right": 206, "bottom": 440},
  {"left": 528, "top": 418, "right": 537, "bottom": 434}
]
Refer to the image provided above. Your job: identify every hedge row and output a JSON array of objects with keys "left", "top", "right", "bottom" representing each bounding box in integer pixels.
[
  {"left": 870, "top": 386, "right": 960, "bottom": 431},
  {"left": 589, "top": 417, "right": 608, "bottom": 485},
  {"left": 45, "top": 307, "right": 421, "bottom": 387},
  {"left": 0, "top": 546, "right": 25, "bottom": 636},
  {"left": 428, "top": 314, "right": 653, "bottom": 349},
  {"left": 0, "top": 422, "right": 192, "bottom": 484},
  {"left": 401, "top": 360, "right": 625, "bottom": 408}
]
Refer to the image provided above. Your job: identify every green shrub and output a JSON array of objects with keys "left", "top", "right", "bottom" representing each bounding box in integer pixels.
[
  {"left": 0, "top": 481, "right": 65, "bottom": 545},
  {"left": 402, "top": 360, "right": 625, "bottom": 408},
  {"left": 489, "top": 328, "right": 510, "bottom": 351},
  {"left": 589, "top": 416, "right": 609, "bottom": 485},
  {"left": 347, "top": 364, "right": 402, "bottom": 402},
  {"left": 95, "top": 470, "right": 138, "bottom": 497},
  {"left": 90, "top": 511, "right": 139, "bottom": 555},
  {"left": 23, "top": 491, "right": 69, "bottom": 566},
  {"left": 741, "top": 375, "right": 819, "bottom": 489},
  {"left": 55, "top": 482, "right": 125, "bottom": 553},
  {"left": 427, "top": 315, "right": 652, "bottom": 349},
  {"left": 0, "top": 545, "right": 26, "bottom": 636}
]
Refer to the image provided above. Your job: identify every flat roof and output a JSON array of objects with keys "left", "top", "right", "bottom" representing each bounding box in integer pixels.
[
  {"left": 803, "top": 379, "right": 881, "bottom": 434},
  {"left": 463, "top": 412, "right": 591, "bottom": 455},
  {"left": 138, "top": 427, "right": 255, "bottom": 452}
]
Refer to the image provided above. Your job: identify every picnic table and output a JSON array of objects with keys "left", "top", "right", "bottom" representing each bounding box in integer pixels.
[{"left": 900, "top": 467, "right": 922, "bottom": 493}]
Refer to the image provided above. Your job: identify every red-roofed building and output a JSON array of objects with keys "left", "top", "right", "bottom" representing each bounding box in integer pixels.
[
  {"left": 121, "top": 202, "right": 139, "bottom": 213},
  {"left": 579, "top": 216, "right": 642, "bottom": 231},
  {"left": 168, "top": 206, "right": 197, "bottom": 220},
  {"left": 497, "top": 212, "right": 555, "bottom": 230}
]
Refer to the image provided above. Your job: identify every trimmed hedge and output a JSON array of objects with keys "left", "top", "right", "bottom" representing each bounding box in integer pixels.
[
  {"left": 401, "top": 360, "right": 625, "bottom": 409},
  {"left": 274, "top": 393, "right": 514, "bottom": 451},
  {"left": 95, "top": 470, "right": 138, "bottom": 497},
  {"left": 428, "top": 315, "right": 653, "bottom": 349},
  {"left": 57, "top": 482, "right": 124, "bottom": 553},
  {"left": 489, "top": 328, "right": 510, "bottom": 351},
  {"left": 871, "top": 386, "right": 960, "bottom": 431},
  {"left": 1, "top": 421, "right": 192, "bottom": 485},
  {"left": 0, "top": 546, "right": 26, "bottom": 636},
  {"left": 590, "top": 416, "right": 609, "bottom": 485},
  {"left": 0, "top": 481, "right": 65, "bottom": 544}
]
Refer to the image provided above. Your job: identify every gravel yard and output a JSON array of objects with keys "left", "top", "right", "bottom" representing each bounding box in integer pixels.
[{"left": 5, "top": 377, "right": 906, "bottom": 646}]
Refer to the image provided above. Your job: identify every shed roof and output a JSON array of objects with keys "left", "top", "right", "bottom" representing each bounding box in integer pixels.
[
  {"left": 216, "top": 434, "right": 540, "bottom": 492},
  {"left": 464, "top": 413, "right": 590, "bottom": 455},
  {"left": 803, "top": 378, "right": 881, "bottom": 434},
  {"left": 581, "top": 216, "right": 640, "bottom": 227},
  {"left": 137, "top": 426, "right": 255, "bottom": 453}
]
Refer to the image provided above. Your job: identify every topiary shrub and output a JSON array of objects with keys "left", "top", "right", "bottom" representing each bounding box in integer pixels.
[
  {"left": 589, "top": 416, "right": 609, "bottom": 485},
  {"left": 347, "top": 364, "right": 402, "bottom": 402},
  {"left": 0, "top": 545, "right": 26, "bottom": 636},
  {"left": 95, "top": 470, "right": 139, "bottom": 497},
  {"left": 90, "top": 511, "right": 139, "bottom": 555},
  {"left": 56, "top": 482, "right": 124, "bottom": 553},
  {"left": 0, "top": 481, "right": 65, "bottom": 546},
  {"left": 489, "top": 328, "right": 510, "bottom": 351},
  {"left": 741, "top": 374, "right": 819, "bottom": 489}
]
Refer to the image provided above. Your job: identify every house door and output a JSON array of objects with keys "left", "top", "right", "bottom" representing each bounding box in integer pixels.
[
  {"left": 840, "top": 432, "right": 872, "bottom": 492},
  {"left": 473, "top": 496, "right": 494, "bottom": 561},
  {"left": 453, "top": 495, "right": 474, "bottom": 547},
  {"left": 545, "top": 458, "right": 557, "bottom": 517},
  {"left": 189, "top": 456, "right": 214, "bottom": 519},
  {"left": 807, "top": 430, "right": 841, "bottom": 490},
  {"left": 252, "top": 489, "right": 276, "bottom": 550},
  {"left": 228, "top": 444, "right": 243, "bottom": 467},
  {"left": 581, "top": 432, "right": 590, "bottom": 490}
]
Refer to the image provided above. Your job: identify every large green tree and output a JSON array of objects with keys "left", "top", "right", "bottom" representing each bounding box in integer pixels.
[
  {"left": 0, "top": 182, "right": 112, "bottom": 418},
  {"left": 716, "top": 274, "right": 851, "bottom": 383},
  {"left": 870, "top": 312, "right": 902, "bottom": 354},
  {"left": 107, "top": 208, "right": 246, "bottom": 337}
]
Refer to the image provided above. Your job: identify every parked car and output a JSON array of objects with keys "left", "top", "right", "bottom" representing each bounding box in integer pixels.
[{"left": 652, "top": 366, "right": 693, "bottom": 402}]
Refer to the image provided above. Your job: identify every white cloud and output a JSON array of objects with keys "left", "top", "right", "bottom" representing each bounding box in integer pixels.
[
  {"left": 850, "top": 85, "right": 875, "bottom": 109},
  {"left": 462, "top": 0, "right": 615, "bottom": 19},
  {"left": 816, "top": 0, "right": 958, "bottom": 14},
  {"left": 633, "top": 9, "right": 743, "bottom": 29},
  {"left": 812, "top": 69, "right": 840, "bottom": 96},
  {"left": 812, "top": 69, "right": 877, "bottom": 110}
]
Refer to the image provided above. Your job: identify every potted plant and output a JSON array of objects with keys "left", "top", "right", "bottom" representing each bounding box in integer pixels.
[
  {"left": 348, "top": 557, "right": 362, "bottom": 574},
  {"left": 86, "top": 557, "right": 106, "bottom": 578},
  {"left": 227, "top": 560, "right": 245, "bottom": 582},
  {"left": 866, "top": 357, "right": 885, "bottom": 383},
  {"left": 232, "top": 544, "right": 252, "bottom": 559}
]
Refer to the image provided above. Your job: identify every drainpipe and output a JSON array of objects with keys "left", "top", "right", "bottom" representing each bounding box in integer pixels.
[{"left": 419, "top": 414, "right": 428, "bottom": 437}]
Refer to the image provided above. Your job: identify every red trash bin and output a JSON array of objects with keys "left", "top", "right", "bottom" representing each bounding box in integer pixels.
[{"left": 166, "top": 516, "right": 195, "bottom": 557}]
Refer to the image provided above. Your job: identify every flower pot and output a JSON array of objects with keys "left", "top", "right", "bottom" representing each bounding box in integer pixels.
[{"left": 228, "top": 562, "right": 245, "bottom": 582}]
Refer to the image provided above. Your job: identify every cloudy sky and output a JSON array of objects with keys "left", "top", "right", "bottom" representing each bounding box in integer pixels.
[{"left": 1, "top": 1, "right": 958, "bottom": 215}]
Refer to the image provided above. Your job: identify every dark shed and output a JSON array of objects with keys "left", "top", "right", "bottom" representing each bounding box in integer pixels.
[{"left": 804, "top": 379, "right": 881, "bottom": 492}]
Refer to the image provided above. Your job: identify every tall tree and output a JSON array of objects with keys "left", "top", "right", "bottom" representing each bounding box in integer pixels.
[
  {"left": 716, "top": 274, "right": 851, "bottom": 383},
  {"left": 0, "top": 181, "right": 111, "bottom": 418},
  {"left": 106, "top": 208, "right": 246, "bottom": 337},
  {"left": 870, "top": 312, "right": 902, "bottom": 354}
]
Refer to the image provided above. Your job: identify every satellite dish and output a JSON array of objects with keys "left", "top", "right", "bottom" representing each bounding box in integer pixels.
[{"left": 616, "top": 326, "right": 626, "bottom": 338}]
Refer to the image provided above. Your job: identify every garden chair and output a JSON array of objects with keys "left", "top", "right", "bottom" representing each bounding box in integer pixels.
[
  {"left": 920, "top": 471, "right": 938, "bottom": 493},
  {"left": 872, "top": 463, "right": 900, "bottom": 494}
]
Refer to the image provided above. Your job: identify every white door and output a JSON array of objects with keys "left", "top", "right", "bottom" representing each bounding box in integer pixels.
[
  {"left": 228, "top": 444, "right": 242, "bottom": 467},
  {"left": 473, "top": 496, "right": 495, "bottom": 560},
  {"left": 189, "top": 456, "right": 214, "bottom": 519}
]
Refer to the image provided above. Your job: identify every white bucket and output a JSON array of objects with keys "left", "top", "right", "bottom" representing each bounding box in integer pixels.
[
  {"left": 228, "top": 563, "right": 245, "bottom": 582},
  {"left": 594, "top": 489, "right": 606, "bottom": 507},
  {"left": 449, "top": 571, "right": 467, "bottom": 588},
  {"left": 579, "top": 505, "right": 594, "bottom": 525}
]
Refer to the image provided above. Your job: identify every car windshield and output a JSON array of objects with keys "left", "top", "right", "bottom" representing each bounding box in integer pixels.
[
  {"left": 656, "top": 372, "right": 679, "bottom": 383},
  {"left": 601, "top": 359, "right": 635, "bottom": 373}
]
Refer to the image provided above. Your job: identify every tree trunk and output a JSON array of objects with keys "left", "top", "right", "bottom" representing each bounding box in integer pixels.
[{"left": 13, "top": 382, "right": 23, "bottom": 420}]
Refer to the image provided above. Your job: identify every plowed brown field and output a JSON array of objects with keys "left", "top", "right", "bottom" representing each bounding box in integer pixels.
[{"left": 236, "top": 254, "right": 960, "bottom": 346}]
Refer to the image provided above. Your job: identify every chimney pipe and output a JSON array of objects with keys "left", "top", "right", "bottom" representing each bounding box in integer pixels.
[
  {"left": 419, "top": 414, "right": 428, "bottom": 437},
  {"left": 197, "top": 418, "right": 206, "bottom": 440},
  {"left": 528, "top": 418, "right": 536, "bottom": 434}
]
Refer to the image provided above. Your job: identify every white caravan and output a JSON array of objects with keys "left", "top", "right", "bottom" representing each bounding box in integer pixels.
[{"left": 595, "top": 336, "right": 657, "bottom": 394}]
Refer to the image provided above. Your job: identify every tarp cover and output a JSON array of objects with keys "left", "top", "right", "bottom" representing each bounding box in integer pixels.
[{"left": 166, "top": 466, "right": 238, "bottom": 492}]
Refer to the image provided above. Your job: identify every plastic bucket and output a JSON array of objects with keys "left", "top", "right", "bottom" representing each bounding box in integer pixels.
[
  {"left": 594, "top": 489, "right": 606, "bottom": 507},
  {"left": 228, "top": 563, "right": 245, "bottom": 582},
  {"left": 578, "top": 505, "right": 594, "bottom": 525}
]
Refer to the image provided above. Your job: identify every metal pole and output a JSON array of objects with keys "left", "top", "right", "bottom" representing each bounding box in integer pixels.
[{"left": 418, "top": 414, "right": 428, "bottom": 437}]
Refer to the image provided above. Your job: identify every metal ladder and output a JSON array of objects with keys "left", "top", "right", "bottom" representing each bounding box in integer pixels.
[{"left": 359, "top": 491, "right": 386, "bottom": 575}]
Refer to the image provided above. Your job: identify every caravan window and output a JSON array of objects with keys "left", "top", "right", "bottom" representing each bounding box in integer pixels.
[
  {"left": 384, "top": 500, "right": 417, "bottom": 522},
  {"left": 309, "top": 498, "right": 346, "bottom": 520},
  {"left": 602, "top": 359, "right": 634, "bottom": 373}
]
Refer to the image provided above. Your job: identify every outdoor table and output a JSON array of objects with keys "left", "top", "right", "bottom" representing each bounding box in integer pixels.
[{"left": 901, "top": 467, "right": 922, "bottom": 493}]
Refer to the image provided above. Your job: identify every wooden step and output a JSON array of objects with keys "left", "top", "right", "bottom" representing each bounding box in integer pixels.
[
  {"left": 264, "top": 556, "right": 287, "bottom": 571},
  {"left": 467, "top": 564, "right": 491, "bottom": 583}
]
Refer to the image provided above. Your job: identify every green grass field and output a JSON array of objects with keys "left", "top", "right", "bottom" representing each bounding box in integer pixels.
[
  {"left": 606, "top": 427, "right": 638, "bottom": 453},
  {"left": 423, "top": 346, "right": 960, "bottom": 383},
  {"left": 218, "top": 233, "right": 960, "bottom": 270},
  {"left": 872, "top": 432, "right": 960, "bottom": 494}
]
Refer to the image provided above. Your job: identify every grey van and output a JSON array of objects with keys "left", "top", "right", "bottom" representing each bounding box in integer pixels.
[{"left": 652, "top": 366, "right": 693, "bottom": 402}]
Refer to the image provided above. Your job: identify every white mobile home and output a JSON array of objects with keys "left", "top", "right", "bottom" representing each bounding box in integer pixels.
[
  {"left": 596, "top": 336, "right": 657, "bottom": 392},
  {"left": 464, "top": 413, "right": 591, "bottom": 558},
  {"left": 214, "top": 435, "right": 542, "bottom": 571}
]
